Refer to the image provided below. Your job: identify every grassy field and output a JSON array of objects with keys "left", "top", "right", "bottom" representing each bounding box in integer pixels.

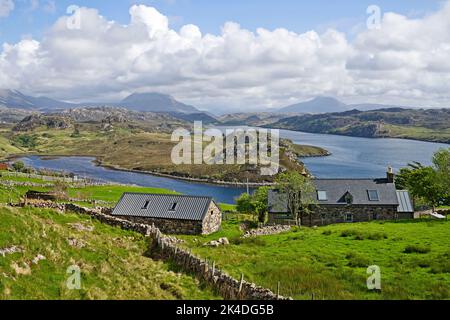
[
  {"left": 0, "top": 172, "right": 237, "bottom": 210},
  {"left": 178, "top": 217, "right": 450, "bottom": 300},
  {"left": 0, "top": 205, "right": 219, "bottom": 300}
]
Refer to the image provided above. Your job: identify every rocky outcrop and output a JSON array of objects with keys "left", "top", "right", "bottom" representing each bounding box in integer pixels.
[{"left": 13, "top": 114, "right": 72, "bottom": 131}]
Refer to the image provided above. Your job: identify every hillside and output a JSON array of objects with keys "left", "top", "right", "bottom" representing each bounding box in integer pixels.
[
  {"left": 269, "top": 108, "right": 450, "bottom": 143},
  {"left": 0, "top": 205, "right": 218, "bottom": 300},
  {"left": 179, "top": 217, "right": 450, "bottom": 300}
]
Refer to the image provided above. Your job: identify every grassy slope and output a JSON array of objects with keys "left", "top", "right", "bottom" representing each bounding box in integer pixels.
[
  {"left": 178, "top": 217, "right": 450, "bottom": 300},
  {"left": 0, "top": 205, "right": 218, "bottom": 300},
  {"left": 0, "top": 173, "right": 236, "bottom": 208},
  {"left": 385, "top": 124, "right": 450, "bottom": 143}
]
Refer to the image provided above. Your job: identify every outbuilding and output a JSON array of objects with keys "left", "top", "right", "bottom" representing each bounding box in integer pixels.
[{"left": 112, "top": 193, "right": 222, "bottom": 235}]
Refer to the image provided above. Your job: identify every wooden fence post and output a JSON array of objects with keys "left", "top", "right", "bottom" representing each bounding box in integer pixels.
[{"left": 239, "top": 273, "right": 244, "bottom": 294}]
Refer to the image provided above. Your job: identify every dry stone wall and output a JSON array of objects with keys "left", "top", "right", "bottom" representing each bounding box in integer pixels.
[{"left": 22, "top": 201, "right": 291, "bottom": 300}]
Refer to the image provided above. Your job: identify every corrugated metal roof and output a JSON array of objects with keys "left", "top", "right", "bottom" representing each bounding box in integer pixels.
[
  {"left": 396, "top": 190, "right": 414, "bottom": 213},
  {"left": 112, "top": 193, "right": 214, "bottom": 221}
]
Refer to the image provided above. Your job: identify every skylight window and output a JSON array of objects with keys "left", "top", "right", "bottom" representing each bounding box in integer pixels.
[
  {"left": 142, "top": 200, "right": 150, "bottom": 210},
  {"left": 169, "top": 202, "right": 178, "bottom": 211},
  {"left": 317, "top": 191, "right": 328, "bottom": 201},
  {"left": 368, "top": 190, "right": 380, "bottom": 201}
]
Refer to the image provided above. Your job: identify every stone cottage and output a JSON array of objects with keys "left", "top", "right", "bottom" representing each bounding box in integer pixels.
[
  {"left": 112, "top": 193, "right": 222, "bottom": 235},
  {"left": 268, "top": 172, "right": 414, "bottom": 227}
]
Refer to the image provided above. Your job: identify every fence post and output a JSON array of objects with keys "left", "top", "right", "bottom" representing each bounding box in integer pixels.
[
  {"left": 212, "top": 261, "right": 215, "bottom": 277},
  {"left": 277, "top": 281, "right": 280, "bottom": 300},
  {"left": 239, "top": 273, "right": 244, "bottom": 294}
]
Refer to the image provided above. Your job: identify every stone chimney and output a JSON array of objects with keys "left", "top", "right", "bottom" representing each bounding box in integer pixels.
[{"left": 386, "top": 166, "right": 395, "bottom": 183}]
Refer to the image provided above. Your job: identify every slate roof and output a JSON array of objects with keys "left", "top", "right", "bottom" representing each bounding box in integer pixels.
[
  {"left": 396, "top": 190, "right": 414, "bottom": 213},
  {"left": 112, "top": 193, "right": 215, "bottom": 221},
  {"left": 312, "top": 179, "right": 399, "bottom": 206},
  {"left": 269, "top": 179, "right": 400, "bottom": 213}
]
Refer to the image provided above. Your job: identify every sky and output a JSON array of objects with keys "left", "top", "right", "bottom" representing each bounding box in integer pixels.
[{"left": 0, "top": 0, "right": 449, "bottom": 112}]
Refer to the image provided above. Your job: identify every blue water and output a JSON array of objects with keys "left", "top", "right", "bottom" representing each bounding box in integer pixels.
[
  {"left": 18, "top": 129, "right": 448, "bottom": 203},
  {"left": 278, "top": 129, "right": 448, "bottom": 178},
  {"left": 18, "top": 156, "right": 249, "bottom": 204}
]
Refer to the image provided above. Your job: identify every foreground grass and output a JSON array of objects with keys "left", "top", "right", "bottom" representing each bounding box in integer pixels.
[
  {"left": 178, "top": 217, "right": 450, "bottom": 300},
  {"left": 0, "top": 205, "right": 219, "bottom": 300}
]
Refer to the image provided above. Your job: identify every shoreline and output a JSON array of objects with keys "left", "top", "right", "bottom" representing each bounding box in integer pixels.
[{"left": 7, "top": 153, "right": 275, "bottom": 188}]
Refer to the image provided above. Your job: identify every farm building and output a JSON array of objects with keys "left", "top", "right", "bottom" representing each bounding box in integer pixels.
[
  {"left": 268, "top": 171, "right": 414, "bottom": 226},
  {"left": 0, "top": 163, "right": 8, "bottom": 171},
  {"left": 112, "top": 193, "right": 222, "bottom": 235}
]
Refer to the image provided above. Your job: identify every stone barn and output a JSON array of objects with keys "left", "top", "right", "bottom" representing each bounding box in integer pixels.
[{"left": 112, "top": 193, "right": 222, "bottom": 235}]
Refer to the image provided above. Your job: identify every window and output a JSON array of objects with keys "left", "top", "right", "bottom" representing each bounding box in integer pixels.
[
  {"left": 345, "top": 214, "right": 353, "bottom": 223},
  {"left": 169, "top": 202, "right": 178, "bottom": 211},
  {"left": 317, "top": 191, "right": 328, "bottom": 201},
  {"left": 368, "top": 190, "right": 380, "bottom": 201},
  {"left": 142, "top": 200, "right": 150, "bottom": 210}
]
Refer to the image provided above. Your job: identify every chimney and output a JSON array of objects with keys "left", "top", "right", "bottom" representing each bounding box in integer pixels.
[{"left": 386, "top": 166, "right": 395, "bottom": 183}]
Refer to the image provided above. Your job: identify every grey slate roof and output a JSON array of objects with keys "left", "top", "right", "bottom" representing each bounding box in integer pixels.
[
  {"left": 269, "top": 179, "right": 399, "bottom": 213},
  {"left": 396, "top": 190, "right": 414, "bottom": 213},
  {"left": 312, "top": 179, "right": 399, "bottom": 206},
  {"left": 112, "top": 193, "right": 214, "bottom": 221}
]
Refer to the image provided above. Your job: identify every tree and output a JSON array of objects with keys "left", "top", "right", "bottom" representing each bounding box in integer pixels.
[
  {"left": 12, "top": 161, "right": 25, "bottom": 172},
  {"left": 252, "top": 186, "right": 270, "bottom": 223},
  {"left": 275, "top": 171, "right": 315, "bottom": 226},
  {"left": 433, "top": 148, "right": 450, "bottom": 204},
  {"left": 236, "top": 193, "right": 254, "bottom": 214},
  {"left": 396, "top": 148, "right": 450, "bottom": 209},
  {"left": 236, "top": 186, "right": 270, "bottom": 223}
]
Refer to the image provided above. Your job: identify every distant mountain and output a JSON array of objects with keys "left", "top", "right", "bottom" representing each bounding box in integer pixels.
[
  {"left": 0, "top": 89, "right": 76, "bottom": 110},
  {"left": 279, "top": 97, "right": 349, "bottom": 114},
  {"left": 0, "top": 89, "right": 201, "bottom": 114},
  {"left": 118, "top": 92, "right": 199, "bottom": 114}
]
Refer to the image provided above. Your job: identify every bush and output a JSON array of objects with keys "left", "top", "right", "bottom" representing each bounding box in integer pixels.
[
  {"left": 404, "top": 244, "right": 431, "bottom": 254},
  {"left": 322, "top": 230, "right": 333, "bottom": 236},
  {"left": 231, "top": 237, "right": 267, "bottom": 246},
  {"left": 346, "top": 252, "right": 371, "bottom": 268},
  {"left": 12, "top": 161, "right": 26, "bottom": 172}
]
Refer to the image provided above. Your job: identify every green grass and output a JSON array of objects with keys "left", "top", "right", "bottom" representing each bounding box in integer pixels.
[
  {"left": 0, "top": 205, "right": 219, "bottom": 300},
  {"left": 67, "top": 185, "right": 178, "bottom": 204},
  {"left": 178, "top": 217, "right": 450, "bottom": 300}
]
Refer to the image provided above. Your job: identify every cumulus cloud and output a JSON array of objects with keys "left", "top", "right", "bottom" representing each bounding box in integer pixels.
[
  {"left": 0, "top": 0, "right": 14, "bottom": 18},
  {"left": 1, "top": 3, "right": 450, "bottom": 110}
]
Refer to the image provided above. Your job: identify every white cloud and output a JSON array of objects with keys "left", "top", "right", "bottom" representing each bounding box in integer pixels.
[
  {"left": 0, "top": 0, "right": 14, "bottom": 18},
  {"left": 1, "top": 3, "right": 450, "bottom": 111}
]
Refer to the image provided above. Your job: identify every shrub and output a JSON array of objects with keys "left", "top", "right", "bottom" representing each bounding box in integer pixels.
[
  {"left": 231, "top": 237, "right": 267, "bottom": 246},
  {"left": 367, "top": 232, "right": 388, "bottom": 240},
  {"left": 404, "top": 245, "right": 431, "bottom": 254},
  {"left": 346, "top": 252, "right": 371, "bottom": 268},
  {"left": 322, "top": 230, "right": 333, "bottom": 236}
]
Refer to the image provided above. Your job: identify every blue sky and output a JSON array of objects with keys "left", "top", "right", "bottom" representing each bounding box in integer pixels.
[
  {"left": 0, "top": 0, "right": 444, "bottom": 43},
  {"left": 1, "top": 0, "right": 449, "bottom": 110}
]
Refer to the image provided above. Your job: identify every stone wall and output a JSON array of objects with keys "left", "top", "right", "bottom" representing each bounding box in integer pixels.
[
  {"left": 303, "top": 205, "right": 402, "bottom": 227},
  {"left": 21, "top": 201, "right": 289, "bottom": 300},
  {"left": 115, "top": 216, "right": 203, "bottom": 235},
  {"left": 202, "top": 202, "right": 222, "bottom": 235}
]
